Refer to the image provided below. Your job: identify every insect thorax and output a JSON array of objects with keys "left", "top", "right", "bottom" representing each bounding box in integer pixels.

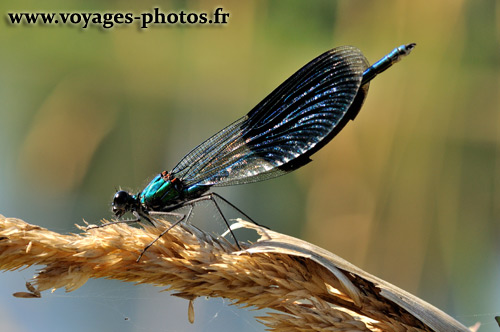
[{"left": 139, "top": 172, "right": 208, "bottom": 210}]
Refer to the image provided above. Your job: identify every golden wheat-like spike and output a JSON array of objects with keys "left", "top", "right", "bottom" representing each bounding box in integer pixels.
[{"left": 0, "top": 215, "right": 473, "bottom": 332}]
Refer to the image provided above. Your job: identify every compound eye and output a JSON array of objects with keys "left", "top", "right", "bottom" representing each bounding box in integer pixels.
[{"left": 112, "top": 190, "right": 130, "bottom": 209}]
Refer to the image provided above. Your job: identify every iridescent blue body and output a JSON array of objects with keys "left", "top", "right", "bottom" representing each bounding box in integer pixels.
[
  {"left": 361, "top": 44, "right": 414, "bottom": 84},
  {"left": 111, "top": 43, "right": 416, "bottom": 235},
  {"left": 139, "top": 172, "right": 207, "bottom": 210}
]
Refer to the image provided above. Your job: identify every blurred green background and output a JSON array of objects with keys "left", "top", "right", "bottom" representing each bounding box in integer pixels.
[{"left": 1, "top": 0, "right": 499, "bottom": 331}]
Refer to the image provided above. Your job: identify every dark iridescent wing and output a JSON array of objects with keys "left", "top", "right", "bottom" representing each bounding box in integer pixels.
[{"left": 171, "top": 46, "right": 369, "bottom": 187}]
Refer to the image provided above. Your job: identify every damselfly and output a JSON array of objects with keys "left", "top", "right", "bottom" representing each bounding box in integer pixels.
[{"left": 108, "top": 43, "right": 416, "bottom": 257}]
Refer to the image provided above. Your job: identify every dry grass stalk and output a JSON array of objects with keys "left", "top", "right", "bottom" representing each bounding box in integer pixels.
[{"left": 0, "top": 215, "right": 472, "bottom": 332}]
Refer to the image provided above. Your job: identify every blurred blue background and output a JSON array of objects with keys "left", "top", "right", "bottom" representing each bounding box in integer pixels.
[{"left": 1, "top": 1, "right": 499, "bottom": 331}]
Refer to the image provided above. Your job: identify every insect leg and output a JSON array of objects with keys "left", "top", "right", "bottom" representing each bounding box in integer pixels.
[
  {"left": 209, "top": 192, "right": 268, "bottom": 229},
  {"left": 86, "top": 211, "right": 154, "bottom": 231},
  {"left": 136, "top": 209, "right": 192, "bottom": 262},
  {"left": 181, "top": 194, "right": 244, "bottom": 249}
]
